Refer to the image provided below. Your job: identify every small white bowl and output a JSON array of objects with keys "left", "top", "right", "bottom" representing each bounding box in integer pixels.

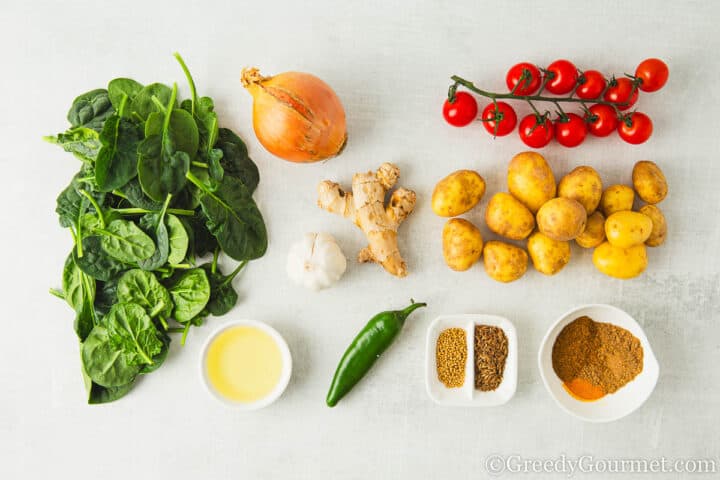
[
  {"left": 425, "top": 314, "right": 517, "bottom": 406},
  {"left": 538, "top": 304, "right": 659, "bottom": 422},
  {"left": 199, "top": 319, "right": 292, "bottom": 410}
]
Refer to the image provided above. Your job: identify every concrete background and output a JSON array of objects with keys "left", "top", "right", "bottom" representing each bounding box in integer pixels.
[{"left": 2, "top": 0, "right": 718, "bottom": 478}]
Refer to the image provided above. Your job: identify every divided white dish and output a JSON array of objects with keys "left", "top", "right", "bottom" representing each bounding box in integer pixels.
[
  {"left": 538, "top": 304, "right": 659, "bottom": 422},
  {"left": 425, "top": 314, "right": 517, "bottom": 406}
]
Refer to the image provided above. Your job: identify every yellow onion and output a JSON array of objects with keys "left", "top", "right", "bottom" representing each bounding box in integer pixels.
[{"left": 241, "top": 67, "right": 347, "bottom": 163}]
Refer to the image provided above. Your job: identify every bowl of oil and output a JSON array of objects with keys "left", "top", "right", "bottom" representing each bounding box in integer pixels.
[{"left": 200, "top": 320, "right": 292, "bottom": 409}]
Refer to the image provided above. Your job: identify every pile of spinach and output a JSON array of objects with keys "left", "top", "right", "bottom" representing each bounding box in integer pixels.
[{"left": 47, "top": 53, "right": 267, "bottom": 404}]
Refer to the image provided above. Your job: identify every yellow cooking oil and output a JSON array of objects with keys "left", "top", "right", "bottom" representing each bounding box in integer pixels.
[{"left": 205, "top": 326, "right": 283, "bottom": 403}]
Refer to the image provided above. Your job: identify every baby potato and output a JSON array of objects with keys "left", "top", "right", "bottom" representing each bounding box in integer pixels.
[
  {"left": 557, "top": 166, "right": 603, "bottom": 214},
  {"left": 536, "top": 197, "right": 587, "bottom": 241},
  {"left": 600, "top": 185, "right": 635, "bottom": 216},
  {"left": 485, "top": 192, "right": 535, "bottom": 240},
  {"left": 605, "top": 211, "right": 653, "bottom": 248},
  {"left": 576, "top": 211, "right": 606, "bottom": 248},
  {"left": 527, "top": 231, "right": 571, "bottom": 276},
  {"left": 442, "top": 218, "right": 484, "bottom": 271},
  {"left": 632, "top": 160, "right": 668, "bottom": 204},
  {"left": 507, "top": 151, "right": 557, "bottom": 213},
  {"left": 431, "top": 169, "right": 486, "bottom": 217},
  {"left": 639, "top": 204, "right": 667, "bottom": 247},
  {"left": 593, "top": 242, "right": 648, "bottom": 279},
  {"left": 483, "top": 241, "right": 528, "bottom": 283}
]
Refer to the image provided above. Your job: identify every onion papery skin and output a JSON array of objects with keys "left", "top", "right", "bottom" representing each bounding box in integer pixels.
[{"left": 242, "top": 68, "right": 347, "bottom": 163}]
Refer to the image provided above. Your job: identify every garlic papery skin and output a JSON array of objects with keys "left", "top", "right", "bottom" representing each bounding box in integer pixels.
[{"left": 286, "top": 233, "right": 347, "bottom": 290}]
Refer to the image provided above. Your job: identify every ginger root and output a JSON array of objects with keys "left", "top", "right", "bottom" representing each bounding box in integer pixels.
[{"left": 317, "top": 163, "right": 416, "bottom": 277}]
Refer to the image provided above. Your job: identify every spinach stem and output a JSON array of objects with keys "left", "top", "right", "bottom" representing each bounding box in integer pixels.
[
  {"left": 211, "top": 247, "right": 220, "bottom": 274},
  {"left": 150, "top": 96, "right": 167, "bottom": 113},
  {"left": 167, "top": 327, "right": 185, "bottom": 333},
  {"left": 159, "top": 194, "right": 172, "bottom": 225},
  {"left": 114, "top": 207, "right": 194, "bottom": 216},
  {"left": 48, "top": 288, "right": 65, "bottom": 300},
  {"left": 221, "top": 261, "right": 248, "bottom": 288},
  {"left": 163, "top": 85, "right": 178, "bottom": 136},
  {"left": 112, "top": 189, "right": 128, "bottom": 200},
  {"left": 168, "top": 263, "right": 192, "bottom": 269},
  {"left": 79, "top": 189, "right": 105, "bottom": 228},
  {"left": 174, "top": 52, "right": 197, "bottom": 115},
  {"left": 118, "top": 94, "right": 129, "bottom": 118},
  {"left": 192, "top": 161, "right": 208, "bottom": 169},
  {"left": 157, "top": 316, "right": 169, "bottom": 331},
  {"left": 180, "top": 322, "right": 191, "bottom": 345}
]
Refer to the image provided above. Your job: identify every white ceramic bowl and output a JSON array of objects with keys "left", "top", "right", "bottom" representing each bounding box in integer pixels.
[
  {"left": 538, "top": 304, "right": 659, "bottom": 422},
  {"left": 199, "top": 319, "right": 292, "bottom": 410},
  {"left": 425, "top": 314, "right": 517, "bottom": 406}
]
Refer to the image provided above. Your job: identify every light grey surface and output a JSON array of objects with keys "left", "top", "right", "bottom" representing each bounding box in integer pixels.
[{"left": 2, "top": 0, "right": 719, "bottom": 478}]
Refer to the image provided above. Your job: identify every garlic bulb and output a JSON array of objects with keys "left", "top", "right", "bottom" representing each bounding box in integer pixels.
[{"left": 286, "top": 233, "right": 347, "bottom": 290}]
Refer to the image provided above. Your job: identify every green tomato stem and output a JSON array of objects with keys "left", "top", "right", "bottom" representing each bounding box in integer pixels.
[{"left": 449, "top": 75, "right": 632, "bottom": 108}]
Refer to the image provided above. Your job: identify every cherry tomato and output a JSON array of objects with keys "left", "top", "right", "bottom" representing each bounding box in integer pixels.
[
  {"left": 545, "top": 59, "right": 578, "bottom": 95},
  {"left": 506, "top": 62, "right": 541, "bottom": 95},
  {"left": 604, "top": 77, "right": 639, "bottom": 111},
  {"left": 518, "top": 115, "right": 554, "bottom": 148},
  {"left": 585, "top": 104, "right": 618, "bottom": 137},
  {"left": 618, "top": 112, "right": 653, "bottom": 144},
  {"left": 442, "top": 92, "right": 478, "bottom": 127},
  {"left": 635, "top": 58, "right": 669, "bottom": 92},
  {"left": 576, "top": 70, "right": 606, "bottom": 99},
  {"left": 554, "top": 113, "right": 587, "bottom": 147},
  {"left": 481, "top": 102, "right": 517, "bottom": 136}
]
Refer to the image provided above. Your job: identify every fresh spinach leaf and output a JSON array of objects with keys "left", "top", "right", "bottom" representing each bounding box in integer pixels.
[
  {"left": 130, "top": 83, "right": 174, "bottom": 121},
  {"left": 169, "top": 268, "right": 210, "bottom": 322},
  {"left": 216, "top": 128, "right": 259, "bottom": 193},
  {"left": 44, "top": 127, "right": 101, "bottom": 163},
  {"left": 81, "top": 356, "right": 134, "bottom": 404},
  {"left": 74, "top": 235, "right": 127, "bottom": 281},
  {"left": 94, "top": 277, "right": 119, "bottom": 316},
  {"left": 119, "top": 178, "right": 163, "bottom": 210},
  {"left": 95, "top": 113, "right": 143, "bottom": 192},
  {"left": 145, "top": 108, "right": 199, "bottom": 158},
  {"left": 63, "top": 255, "right": 96, "bottom": 313},
  {"left": 105, "top": 303, "right": 163, "bottom": 367},
  {"left": 82, "top": 324, "right": 139, "bottom": 388},
  {"left": 67, "top": 89, "right": 114, "bottom": 131},
  {"left": 200, "top": 261, "right": 246, "bottom": 316},
  {"left": 98, "top": 219, "right": 155, "bottom": 263},
  {"left": 137, "top": 85, "right": 191, "bottom": 202},
  {"left": 117, "top": 269, "right": 172, "bottom": 319},
  {"left": 140, "top": 331, "right": 170, "bottom": 374},
  {"left": 108, "top": 78, "right": 143, "bottom": 114},
  {"left": 166, "top": 214, "right": 189, "bottom": 264},
  {"left": 56, "top": 181, "right": 88, "bottom": 228},
  {"left": 137, "top": 213, "right": 169, "bottom": 271},
  {"left": 190, "top": 174, "right": 267, "bottom": 261}
]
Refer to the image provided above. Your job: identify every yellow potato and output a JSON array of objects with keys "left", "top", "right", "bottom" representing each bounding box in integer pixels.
[
  {"left": 507, "top": 151, "right": 556, "bottom": 213},
  {"left": 632, "top": 160, "right": 668, "bottom": 204},
  {"left": 557, "top": 166, "right": 603, "bottom": 214},
  {"left": 442, "top": 218, "right": 484, "bottom": 271},
  {"left": 593, "top": 242, "right": 648, "bottom": 279},
  {"left": 485, "top": 192, "right": 535, "bottom": 240},
  {"left": 605, "top": 211, "right": 653, "bottom": 248},
  {"left": 431, "top": 170, "right": 486, "bottom": 217},
  {"left": 483, "top": 241, "right": 528, "bottom": 283},
  {"left": 576, "top": 211, "right": 606, "bottom": 248},
  {"left": 639, "top": 204, "right": 667, "bottom": 247},
  {"left": 600, "top": 185, "right": 635, "bottom": 216},
  {"left": 536, "top": 197, "right": 587, "bottom": 241},
  {"left": 527, "top": 231, "right": 570, "bottom": 276}
]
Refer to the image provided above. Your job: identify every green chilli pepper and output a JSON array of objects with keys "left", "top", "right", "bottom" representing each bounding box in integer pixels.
[{"left": 326, "top": 300, "right": 427, "bottom": 407}]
